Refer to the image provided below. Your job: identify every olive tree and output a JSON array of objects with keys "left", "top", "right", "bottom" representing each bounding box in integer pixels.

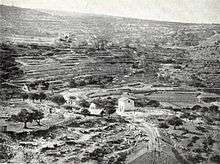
[{"left": 13, "top": 109, "right": 33, "bottom": 128}]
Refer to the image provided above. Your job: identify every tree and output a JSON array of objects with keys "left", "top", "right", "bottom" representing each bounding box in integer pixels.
[
  {"left": 21, "top": 93, "right": 29, "bottom": 101},
  {"left": 39, "top": 92, "right": 47, "bottom": 102},
  {"left": 51, "top": 94, "right": 66, "bottom": 106},
  {"left": 167, "top": 116, "right": 183, "bottom": 129},
  {"left": 79, "top": 99, "right": 90, "bottom": 108},
  {"left": 31, "top": 110, "right": 44, "bottom": 126},
  {"left": 14, "top": 109, "right": 33, "bottom": 128},
  {"left": 209, "top": 105, "right": 219, "bottom": 112},
  {"left": 69, "top": 79, "right": 77, "bottom": 88},
  {"left": 104, "top": 102, "right": 116, "bottom": 116},
  {"left": 147, "top": 100, "right": 160, "bottom": 107},
  {"left": 191, "top": 105, "right": 202, "bottom": 111},
  {"left": 81, "top": 108, "right": 90, "bottom": 117},
  {"left": 158, "top": 122, "right": 169, "bottom": 129},
  {"left": 210, "top": 154, "right": 220, "bottom": 163},
  {"left": 0, "top": 144, "right": 14, "bottom": 162},
  {"left": 28, "top": 93, "right": 39, "bottom": 102}
]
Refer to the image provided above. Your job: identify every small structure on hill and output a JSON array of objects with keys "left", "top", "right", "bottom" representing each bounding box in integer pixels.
[
  {"left": 88, "top": 103, "right": 103, "bottom": 115},
  {"left": 22, "top": 84, "right": 30, "bottom": 93},
  {"left": 117, "top": 93, "right": 134, "bottom": 114}
]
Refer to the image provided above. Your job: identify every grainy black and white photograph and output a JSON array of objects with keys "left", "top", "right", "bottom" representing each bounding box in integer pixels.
[{"left": 0, "top": 0, "right": 220, "bottom": 163}]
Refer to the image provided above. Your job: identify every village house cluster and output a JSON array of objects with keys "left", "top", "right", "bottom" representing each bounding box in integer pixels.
[{"left": 65, "top": 92, "right": 135, "bottom": 116}]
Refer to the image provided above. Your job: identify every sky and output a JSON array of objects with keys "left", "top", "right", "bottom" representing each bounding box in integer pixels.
[{"left": 1, "top": 0, "right": 220, "bottom": 23}]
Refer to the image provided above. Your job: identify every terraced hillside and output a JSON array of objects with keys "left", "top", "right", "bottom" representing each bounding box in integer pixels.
[
  {"left": 1, "top": 5, "right": 220, "bottom": 92},
  {"left": 12, "top": 45, "right": 155, "bottom": 91}
]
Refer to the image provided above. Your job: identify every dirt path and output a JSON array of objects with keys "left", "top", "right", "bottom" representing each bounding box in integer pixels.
[{"left": 126, "top": 117, "right": 161, "bottom": 164}]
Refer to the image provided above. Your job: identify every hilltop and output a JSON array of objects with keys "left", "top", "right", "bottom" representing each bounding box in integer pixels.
[{"left": 1, "top": 5, "right": 219, "bottom": 46}]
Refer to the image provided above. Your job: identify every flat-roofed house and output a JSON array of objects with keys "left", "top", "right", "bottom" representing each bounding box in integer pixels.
[
  {"left": 88, "top": 103, "right": 103, "bottom": 115},
  {"left": 117, "top": 93, "right": 134, "bottom": 114}
]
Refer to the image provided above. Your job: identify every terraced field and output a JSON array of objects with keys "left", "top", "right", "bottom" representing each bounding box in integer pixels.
[{"left": 13, "top": 47, "right": 144, "bottom": 91}]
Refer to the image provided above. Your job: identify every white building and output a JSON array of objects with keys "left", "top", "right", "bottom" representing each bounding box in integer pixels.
[
  {"left": 22, "top": 84, "right": 30, "bottom": 93},
  {"left": 117, "top": 96, "right": 134, "bottom": 114},
  {"left": 88, "top": 103, "right": 103, "bottom": 115}
]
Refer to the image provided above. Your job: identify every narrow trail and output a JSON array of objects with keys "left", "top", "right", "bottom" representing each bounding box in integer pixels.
[{"left": 126, "top": 117, "right": 161, "bottom": 164}]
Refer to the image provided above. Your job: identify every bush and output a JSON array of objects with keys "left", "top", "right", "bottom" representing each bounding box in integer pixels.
[
  {"left": 210, "top": 154, "right": 220, "bottom": 163},
  {"left": 166, "top": 116, "right": 183, "bottom": 128},
  {"left": 103, "top": 103, "right": 116, "bottom": 116},
  {"left": 79, "top": 99, "right": 90, "bottom": 108},
  {"left": 146, "top": 100, "right": 160, "bottom": 107},
  {"left": 158, "top": 122, "right": 169, "bottom": 129},
  {"left": 209, "top": 105, "right": 219, "bottom": 112},
  {"left": 91, "top": 97, "right": 117, "bottom": 116},
  {"left": 81, "top": 108, "right": 90, "bottom": 116},
  {"left": 180, "top": 112, "right": 197, "bottom": 120},
  {"left": 134, "top": 98, "right": 149, "bottom": 107},
  {"left": 39, "top": 92, "right": 47, "bottom": 102},
  {"left": 196, "top": 126, "right": 208, "bottom": 133},
  {"left": 180, "top": 112, "right": 190, "bottom": 119},
  {"left": 51, "top": 94, "right": 66, "bottom": 106},
  {"left": 0, "top": 144, "right": 14, "bottom": 162},
  {"left": 201, "top": 107, "right": 209, "bottom": 112},
  {"left": 31, "top": 110, "right": 44, "bottom": 125},
  {"left": 21, "top": 93, "right": 29, "bottom": 101},
  {"left": 191, "top": 105, "right": 202, "bottom": 110},
  {"left": 28, "top": 93, "right": 39, "bottom": 102}
]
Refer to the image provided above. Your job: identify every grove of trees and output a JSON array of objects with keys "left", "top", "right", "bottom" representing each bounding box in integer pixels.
[
  {"left": 51, "top": 94, "right": 66, "bottom": 106},
  {"left": 11, "top": 109, "right": 44, "bottom": 128}
]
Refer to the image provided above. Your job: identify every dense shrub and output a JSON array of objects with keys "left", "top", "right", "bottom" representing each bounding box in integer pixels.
[
  {"left": 29, "top": 81, "right": 49, "bottom": 90},
  {"left": 51, "top": 94, "right": 66, "bottom": 106},
  {"left": 146, "top": 100, "right": 160, "bottom": 107},
  {"left": 209, "top": 105, "right": 219, "bottom": 112},
  {"left": 0, "top": 144, "right": 14, "bottom": 162},
  {"left": 191, "top": 105, "right": 202, "bottom": 110},
  {"left": 38, "top": 92, "right": 47, "bottom": 102},
  {"left": 158, "top": 122, "right": 169, "bottom": 129},
  {"left": 210, "top": 154, "right": 220, "bottom": 163},
  {"left": 28, "top": 92, "right": 40, "bottom": 102},
  {"left": 92, "top": 97, "right": 117, "bottom": 109},
  {"left": 180, "top": 112, "right": 197, "bottom": 120},
  {"left": 79, "top": 99, "right": 90, "bottom": 108},
  {"left": 21, "top": 93, "right": 29, "bottom": 101},
  {"left": 166, "top": 116, "right": 183, "bottom": 128},
  {"left": 81, "top": 108, "right": 90, "bottom": 116},
  {"left": 31, "top": 110, "right": 44, "bottom": 125},
  {"left": 134, "top": 98, "right": 149, "bottom": 107},
  {"left": 0, "top": 43, "right": 23, "bottom": 83},
  {"left": 196, "top": 126, "right": 208, "bottom": 133},
  {"left": 69, "top": 75, "right": 113, "bottom": 88}
]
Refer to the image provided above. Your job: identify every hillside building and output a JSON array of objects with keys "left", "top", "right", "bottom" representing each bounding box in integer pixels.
[
  {"left": 88, "top": 103, "right": 103, "bottom": 115},
  {"left": 117, "top": 93, "right": 134, "bottom": 114},
  {"left": 22, "top": 84, "right": 30, "bottom": 93}
]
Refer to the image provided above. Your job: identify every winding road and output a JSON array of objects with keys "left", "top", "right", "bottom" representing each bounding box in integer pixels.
[{"left": 125, "top": 116, "right": 161, "bottom": 164}]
